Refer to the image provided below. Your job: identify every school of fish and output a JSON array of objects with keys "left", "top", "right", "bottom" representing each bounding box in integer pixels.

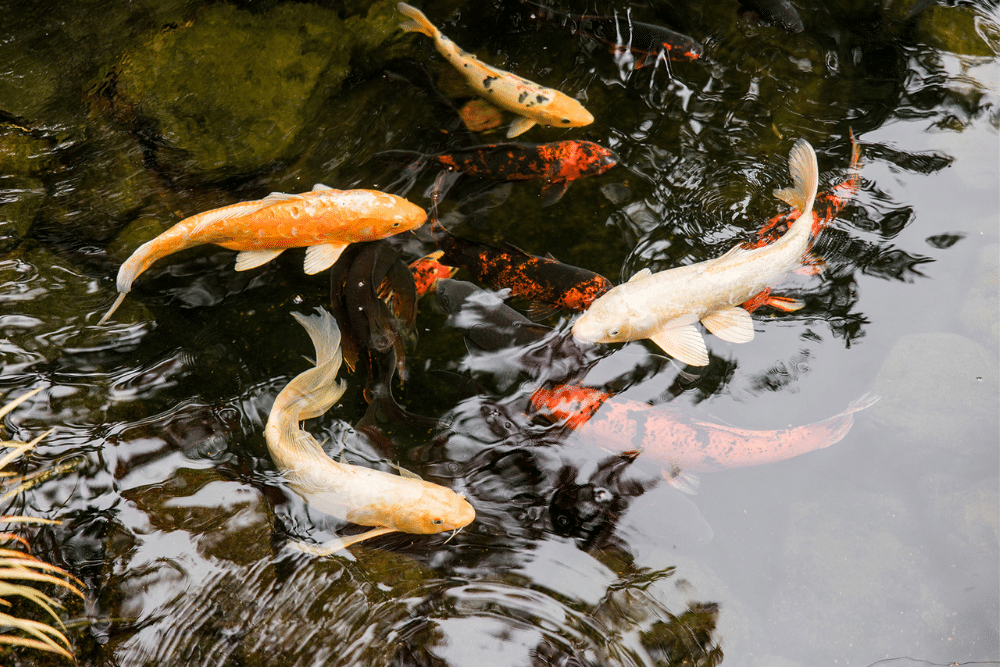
[{"left": 88, "top": 2, "right": 878, "bottom": 557}]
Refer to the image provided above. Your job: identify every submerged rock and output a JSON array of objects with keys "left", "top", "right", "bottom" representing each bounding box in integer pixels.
[
  {"left": 916, "top": 6, "right": 998, "bottom": 57},
  {"left": 89, "top": 1, "right": 404, "bottom": 180},
  {"left": 0, "top": 175, "right": 45, "bottom": 252}
]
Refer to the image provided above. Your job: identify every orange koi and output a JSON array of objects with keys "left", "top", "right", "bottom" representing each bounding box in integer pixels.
[
  {"left": 397, "top": 3, "right": 594, "bottom": 138},
  {"left": 570, "top": 393, "right": 879, "bottom": 480},
  {"left": 97, "top": 185, "right": 426, "bottom": 324}
]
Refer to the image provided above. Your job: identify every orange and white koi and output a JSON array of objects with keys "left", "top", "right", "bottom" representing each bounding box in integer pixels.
[
  {"left": 265, "top": 308, "right": 474, "bottom": 555},
  {"left": 561, "top": 390, "right": 878, "bottom": 483},
  {"left": 397, "top": 2, "right": 594, "bottom": 138},
  {"left": 572, "top": 139, "right": 819, "bottom": 366},
  {"left": 97, "top": 184, "right": 426, "bottom": 324}
]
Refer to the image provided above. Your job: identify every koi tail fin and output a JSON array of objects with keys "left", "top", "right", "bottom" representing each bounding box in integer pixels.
[
  {"left": 772, "top": 138, "right": 819, "bottom": 219},
  {"left": 397, "top": 3, "right": 438, "bottom": 38},
  {"left": 96, "top": 236, "right": 166, "bottom": 325},
  {"left": 288, "top": 308, "right": 348, "bottom": 422}
]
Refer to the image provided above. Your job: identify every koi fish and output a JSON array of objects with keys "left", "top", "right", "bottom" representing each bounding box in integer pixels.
[
  {"left": 530, "top": 383, "right": 612, "bottom": 429},
  {"left": 97, "top": 185, "right": 426, "bottom": 324},
  {"left": 404, "top": 250, "right": 457, "bottom": 299},
  {"left": 397, "top": 2, "right": 594, "bottom": 138},
  {"left": 379, "top": 140, "right": 618, "bottom": 205},
  {"left": 741, "top": 131, "right": 862, "bottom": 313},
  {"left": 521, "top": 0, "right": 703, "bottom": 65},
  {"left": 572, "top": 139, "right": 820, "bottom": 366},
  {"left": 571, "top": 393, "right": 879, "bottom": 481},
  {"left": 264, "top": 308, "right": 474, "bottom": 555},
  {"left": 428, "top": 217, "right": 613, "bottom": 317},
  {"left": 328, "top": 242, "right": 434, "bottom": 428},
  {"left": 738, "top": 0, "right": 804, "bottom": 34}
]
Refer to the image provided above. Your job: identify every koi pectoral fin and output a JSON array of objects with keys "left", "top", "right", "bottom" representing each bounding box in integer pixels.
[
  {"left": 290, "top": 526, "right": 399, "bottom": 557},
  {"left": 507, "top": 116, "right": 537, "bottom": 138},
  {"left": 648, "top": 324, "right": 710, "bottom": 366},
  {"left": 235, "top": 249, "right": 285, "bottom": 271},
  {"left": 701, "top": 306, "right": 755, "bottom": 344},
  {"left": 539, "top": 180, "right": 570, "bottom": 207},
  {"left": 304, "top": 243, "right": 348, "bottom": 275}
]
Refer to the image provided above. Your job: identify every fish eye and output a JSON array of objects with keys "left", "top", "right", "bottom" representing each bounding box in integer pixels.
[
  {"left": 561, "top": 118, "right": 571, "bottom": 124},
  {"left": 432, "top": 518, "right": 444, "bottom": 525},
  {"left": 392, "top": 222, "right": 400, "bottom": 227},
  {"left": 609, "top": 329, "right": 621, "bottom": 337}
]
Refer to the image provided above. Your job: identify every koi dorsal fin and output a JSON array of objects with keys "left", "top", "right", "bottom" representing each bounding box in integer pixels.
[
  {"left": 259, "top": 191, "right": 304, "bottom": 206},
  {"left": 389, "top": 462, "right": 424, "bottom": 481},
  {"left": 628, "top": 268, "right": 652, "bottom": 282},
  {"left": 312, "top": 183, "right": 334, "bottom": 191}
]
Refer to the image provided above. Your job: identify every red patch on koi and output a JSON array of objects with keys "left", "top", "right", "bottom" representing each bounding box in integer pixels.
[{"left": 530, "top": 384, "right": 612, "bottom": 429}]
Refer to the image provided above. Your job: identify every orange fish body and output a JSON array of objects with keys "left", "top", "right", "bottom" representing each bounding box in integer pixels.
[
  {"left": 98, "top": 185, "right": 426, "bottom": 324},
  {"left": 408, "top": 250, "right": 458, "bottom": 299},
  {"left": 541, "top": 388, "right": 877, "bottom": 474}
]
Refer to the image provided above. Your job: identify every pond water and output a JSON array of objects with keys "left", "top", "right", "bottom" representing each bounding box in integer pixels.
[{"left": 1, "top": 1, "right": 998, "bottom": 666}]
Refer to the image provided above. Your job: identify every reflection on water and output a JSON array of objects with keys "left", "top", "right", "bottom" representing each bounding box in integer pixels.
[{"left": 1, "top": 0, "right": 998, "bottom": 665}]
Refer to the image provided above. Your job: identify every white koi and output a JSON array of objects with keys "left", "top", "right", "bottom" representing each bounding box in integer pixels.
[{"left": 572, "top": 139, "right": 820, "bottom": 366}]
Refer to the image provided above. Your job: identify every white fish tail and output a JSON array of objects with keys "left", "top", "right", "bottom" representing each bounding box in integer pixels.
[
  {"left": 397, "top": 3, "right": 437, "bottom": 37},
  {"left": 265, "top": 308, "right": 348, "bottom": 471},
  {"left": 773, "top": 139, "right": 819, "bottom": 219}
]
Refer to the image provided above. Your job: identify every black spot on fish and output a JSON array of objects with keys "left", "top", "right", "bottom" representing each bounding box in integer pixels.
[
  {"left": 483, "top": 75, "right": 499, "bottom": 89},
  {"left": 536, "top": 94, "right": 548, "bottom": 104},
  {"left": 518, "top": 91, "right": 529, "bottom": 104}
]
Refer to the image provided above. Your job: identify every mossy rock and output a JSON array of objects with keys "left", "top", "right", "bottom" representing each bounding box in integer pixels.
[
  {"left": 91, "top": 2, "right": 404, "bottom": 181},
  {"left": 0, "top": 125, "right": 58, "bottom": 176},
  {"left": 0, "top": 176, "right": 45, "bottom": 252},
  {"left": 916, "top": 6, "right": 998, "bottom": 57}
]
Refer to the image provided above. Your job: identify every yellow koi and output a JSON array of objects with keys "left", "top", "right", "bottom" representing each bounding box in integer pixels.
[
  {"left": 98, "top": 185, "right": 426, "bottom": 324},
  {"left": 264, "top": 308, "right": 475, "bottom": 555},
  {"left": 397, "top": 2, "right": 594, "bottom": 138},
  {"left": 572, "top": 139, "right": 819, "bottom": 366}
]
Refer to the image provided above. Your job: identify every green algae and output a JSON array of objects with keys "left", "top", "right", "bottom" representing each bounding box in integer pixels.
[
  {"left": 917, "top": 6, "right": 998, "bottom": 57},
  {"left": 93, "top": 1, "right": 406, "bottom": 180}
]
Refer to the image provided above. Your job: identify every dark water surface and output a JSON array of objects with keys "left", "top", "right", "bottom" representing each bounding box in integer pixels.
[{"left": 1, "top": 0, "right": 998, "bottom": 665}]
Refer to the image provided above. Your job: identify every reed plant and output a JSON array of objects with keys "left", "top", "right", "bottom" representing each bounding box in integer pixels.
[{"left": 0, "top": 387, "right": 84, "bottom": 661}]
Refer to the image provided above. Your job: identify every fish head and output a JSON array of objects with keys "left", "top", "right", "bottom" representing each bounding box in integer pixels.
[
  {"left": 390, "top": 483, "right": 476, "bottom": 535},
  {"left": 569, "top": 141, "right": 619, "bottom": 177},
  {"left": 571, "top": 291, "right": 636, "bottom": 344},
  {"left": 539, "top": 91, "right": 594, "bottom": 129},
  {"left": 366, "top": 193, "right": 428, "bottom": 239}
]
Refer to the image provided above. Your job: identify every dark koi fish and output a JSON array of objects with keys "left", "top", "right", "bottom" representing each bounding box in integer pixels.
[
  {"left": 428, "top": 217, "right": 613, "bottom": 317},
  {"left": 569, "top": 393, "right": 879, "bottom": 484},
  {"left": 435, "top": 279, "right": 591, "bottom": 384},
  {"left": 738, "top": 0, "right": 804, "bottom": 34},
  {"left": 328, "top": 241, "right": 433, "bottom": 428},
  {"left": 521, "top": 0, "right": 703, "bottom": 65},
  {"left": 379, "top": 140, "right": 618, "bottom": 206},
  {"left": 741, "top": 132, "right": 862, "bottom": 313}
]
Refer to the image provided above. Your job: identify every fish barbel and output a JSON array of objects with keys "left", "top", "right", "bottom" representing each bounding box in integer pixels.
[
  {"left": 97, "top": 184, "right": 426, "bottom": 324},
  {"left": 264, "top": 308, "right": 474, "bottom": 555},
  {"left": 572, "top": 139, "right": 820, "bottom": 366},
  {"left": 397, "top": 2, "right": 594, "bottom": 138}
]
